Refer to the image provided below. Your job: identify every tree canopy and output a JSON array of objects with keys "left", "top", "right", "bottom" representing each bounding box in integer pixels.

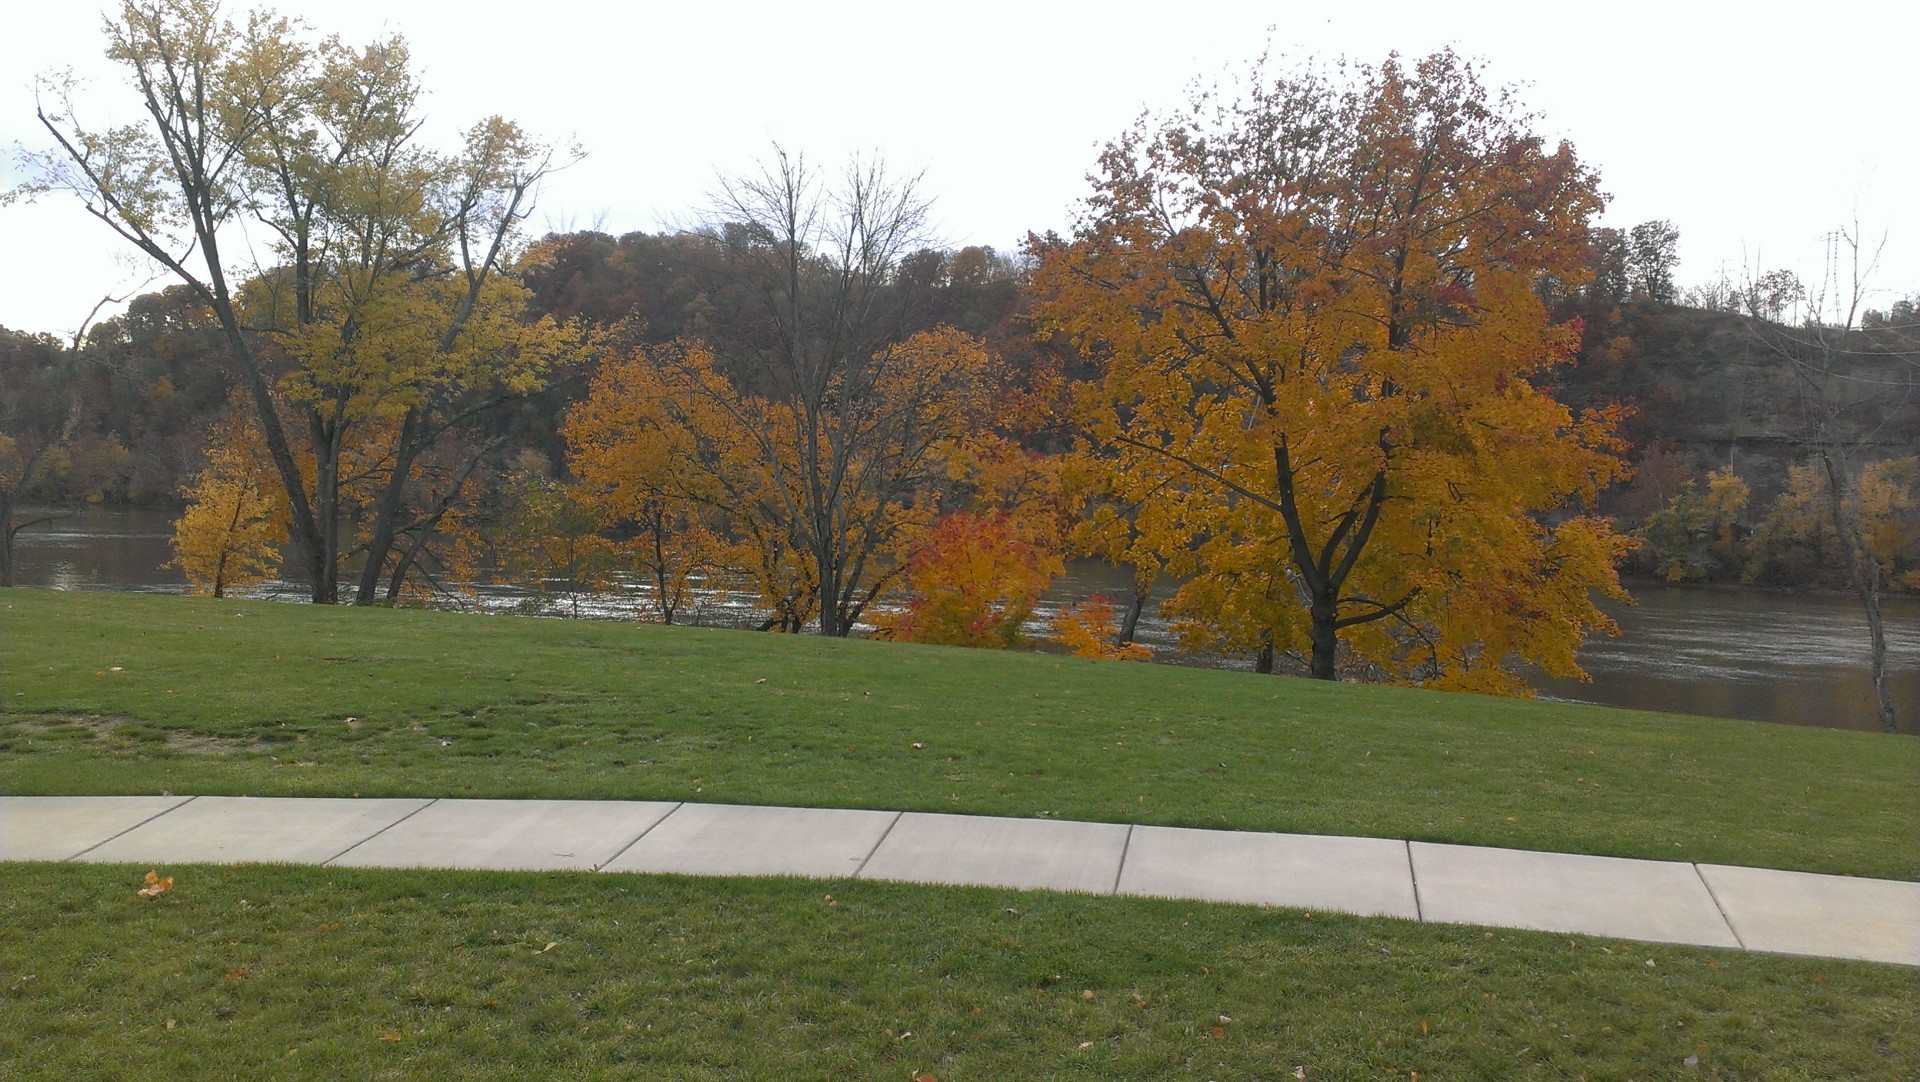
[{"left": 1031, "top": 50, "right": 1633, "bottom": 692}]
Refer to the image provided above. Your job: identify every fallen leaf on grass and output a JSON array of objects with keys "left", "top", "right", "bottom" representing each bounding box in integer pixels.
[
  {"left": 137, "top": 871, "right": 173, "bottom": 898},
  {"left": 535, "top": 941, "right": 558, "bottom": 954},
  {"left": 223, "top": 966, "right": 250, "bottom": 981},
  {"left": 1294, "top": 1068, "right": 1307, "bottom": 1080},
  {"left": 165, "top": 1019, "right": 176, "bottom": 1030},
  {"left": 379, "top": 1031, "right": 402, "bottom": 1042}
]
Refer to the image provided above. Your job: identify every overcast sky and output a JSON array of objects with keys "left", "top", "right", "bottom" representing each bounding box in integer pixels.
[{"left": 3, "top": 0, "right": 1914, "bottom": 338}]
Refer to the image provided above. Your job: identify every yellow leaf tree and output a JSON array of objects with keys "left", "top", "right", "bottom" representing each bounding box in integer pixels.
[
  {"left": 170, "top": 413, "right": 288, "bottom": 597},
  {"left": 1031, "top": 51, "right": 1633, "bottom": 693},
  {"left": 20, "top": 2, "right": 574, "bottom": 603}
]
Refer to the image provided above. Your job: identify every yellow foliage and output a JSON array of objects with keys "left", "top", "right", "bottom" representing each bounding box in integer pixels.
[
  {"left": 170, "top": 412, "right": 288, "bottom": 598},
  {"left": 1051, "top": 595, "right": 1154, "bottom": 661},
  {"left": 1031, "top": 50, "right": 1632, "bottom": 691}
]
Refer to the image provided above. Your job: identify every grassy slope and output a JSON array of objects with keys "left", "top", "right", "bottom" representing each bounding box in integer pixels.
[
  {"left": 3, "top": 589, "right": 1915, "bottom": 880},
  {"left": 2, "top": 863, "right": 1914, "bottom": 1081}
]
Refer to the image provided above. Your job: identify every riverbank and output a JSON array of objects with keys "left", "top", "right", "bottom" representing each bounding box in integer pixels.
[
  {"left": 4, "top": 589, "right": 1913, "bottom": 880},
  {"left": 10, "top": 505, "right": 1917, "bottom": 731}
]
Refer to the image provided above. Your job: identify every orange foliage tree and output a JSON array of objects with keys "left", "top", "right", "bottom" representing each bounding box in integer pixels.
[
  {"left": 1031, "top": 51, "right": 1633, "bottom": 694},
  {"left": 876, "top": 510, "right": 1060, "bottom": 648},
  {"left": 566, "top": 329, "right": 1029, "bottom": 634}
]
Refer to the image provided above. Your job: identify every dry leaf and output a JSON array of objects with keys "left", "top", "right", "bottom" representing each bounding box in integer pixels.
[
  {"left": 1077, "top": 1041, "right": 1094, "bottom": 1049},
  {"left": 912, "top": 1073, "right": 939, "bottom": 1082},
  {"left": 165, "top": 1018, "right": 176, "bottom": 1030},
  {"left": 1294, "top": 1069, "right": 1307, "bottom": 1080},
  {"left": 1080, "top": 989, "right": 1095, "bottom": 1001},
  {"left": 379, "top": 1031, "right": 402, "bottom": 1042},
  {"left": 137, "top": 870, "right": 174, "bottom": 898},
  {"left": 224, "top": 966, "right": 250, "bottom": 981},
  {"left": 536, "top": 941, "right": 558, "bottom": 954}
]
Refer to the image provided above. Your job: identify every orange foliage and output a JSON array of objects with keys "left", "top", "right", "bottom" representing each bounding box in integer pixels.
[
  {"left": 1031, "top": 50, "right": 1633, "bottom": 693},
  {"left": 876, "top": 511, "right": 1061, "bottom": 648},
  {"left": 1050, "top": 594, "right": 1153, "bottom": 661}
]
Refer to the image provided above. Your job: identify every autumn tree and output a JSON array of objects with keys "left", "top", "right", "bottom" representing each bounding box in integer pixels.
[
  {"left": 875, "top": 510, "right": 1060, "bottom": 648},
  {"left": 566, "top": 326, "right": 1022, "bottom": 635},
  {"left": 16, "top": 0, "right": 572, "bottom": 602},
  {"left": 1742, "top": 225, "right": 1920, "bottom": 730},
  {"left": 1635, "top": 467, "right": 1749, "bottom": 582},
  {"left": 169, "top": 409, "right": 286, "bottom": 596},
  {"left": 1031, "top": 50, "right": 1633, "bottom": 694}
]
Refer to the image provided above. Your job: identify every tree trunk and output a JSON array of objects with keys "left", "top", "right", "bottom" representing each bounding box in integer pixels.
[
  {"left": 1821, "top": 452, "right": 1899, "bottom": 732},
  {"left": 1117, "top": 581, "right": 1150, "bottom": 645},
  {"left": 1308, "top": 592, "right": 1339, "bottom": 680},
  {"left": 357, "top": 411, "right": 422, "bottom": 604}
]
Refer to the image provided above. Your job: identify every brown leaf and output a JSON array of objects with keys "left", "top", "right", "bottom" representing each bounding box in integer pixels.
[
  {"left": 137, "top": 870, "right": 173, "bottom": 898},
  {"left": 379, "top": 1031, "right": 402, "bottom": 1042}
]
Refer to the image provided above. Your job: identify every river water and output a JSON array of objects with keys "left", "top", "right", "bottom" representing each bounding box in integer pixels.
[{"left": 7, "top": 506, "right": 1916, "bottom": 733}]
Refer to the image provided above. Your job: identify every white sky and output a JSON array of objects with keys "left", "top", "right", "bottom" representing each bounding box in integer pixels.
[{"left": 2, "top": 0, "right": 1914, "bottom": 339}]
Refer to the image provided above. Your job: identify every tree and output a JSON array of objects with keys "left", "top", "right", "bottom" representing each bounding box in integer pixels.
[
  {"left": 565, "top": 326, "right": 1019, "bottom": 635},
  {"left": 1635, "top": 467, "right": 1748, "bottom": 582},
  {"left": 16, "top": 0, "right": 571, "bottom": 603},
  {"left": 1627, "top": 220, "right": 1681, "bottom": 303},
  {"left": 1031, "top": 50, "right": 1633, "bottom": 693},
  {"left": 695, "top": 149, "right": 943, "bottom": 635},
  {"left": 1742, "top": 226, "right": 1919, "bottom": 730},
  {"left": 875, "top": 510, "right": 1060, "bottom": 649},
  {"left": 169, "top": 409, "right": 286, "bottom": 596}
]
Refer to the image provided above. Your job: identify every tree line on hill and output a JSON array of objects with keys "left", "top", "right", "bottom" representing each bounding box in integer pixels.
[{"left": 3, "top": 1, "right": 1914, "bottom": 726}]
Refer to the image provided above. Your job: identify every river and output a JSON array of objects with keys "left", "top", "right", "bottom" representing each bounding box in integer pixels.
[{"left": 7, "top": 506, "right": 1916, "bottom": 734}]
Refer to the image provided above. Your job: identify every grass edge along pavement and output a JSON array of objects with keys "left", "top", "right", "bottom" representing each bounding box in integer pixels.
[
  {"left": 2, "top": 589, "right": 1916, "bottom": 881},
  {"left": 0, "top": 861, "right": 1916, "bottom": 1080}
]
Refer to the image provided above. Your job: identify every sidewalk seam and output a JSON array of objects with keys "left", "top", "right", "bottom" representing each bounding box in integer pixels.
[
  {"left": 1692, "top": 863, "right": 1746, "bottom": 950},
  {"left": 593, "top": 801, "right": 684, "bottom": 872},
  {"left": 322, "top": 798, "right": 439, "bottom": 866},
  {"left": 1404, "top": 841, "right": 1425, "bottom": 922},
  {"left": 1110, "top": 824, "right": 1135, "bottom": 895},
  {"left": 63, "top": 794, "right": 198, "bottom": 862},
  {"left": 851, "top": 811, "right": 905, "bottom": 879}
]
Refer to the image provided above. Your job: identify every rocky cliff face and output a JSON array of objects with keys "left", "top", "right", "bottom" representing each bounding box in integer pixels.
[{"left": 1552, "top": 304, "right": 1919, "bottom": 512}]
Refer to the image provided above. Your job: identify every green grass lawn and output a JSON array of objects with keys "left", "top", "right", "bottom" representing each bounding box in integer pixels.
[
  {"left": 4, "top": 589, "right": 1914, "bottom": 879},
  {"left": 2, "top": 862, "right": 1914, "bottom": 1080},
  {"left": 4, "top": 590, "right": 1917, "bottom": 1078}
]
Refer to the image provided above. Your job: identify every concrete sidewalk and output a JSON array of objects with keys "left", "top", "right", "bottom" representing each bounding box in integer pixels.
[{"left": 4, "top": 795, "right": 1914, "bottom": 967}]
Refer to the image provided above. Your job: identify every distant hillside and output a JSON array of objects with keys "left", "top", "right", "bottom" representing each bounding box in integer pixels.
[{"left": 1552, "top": 302, "right": 1919, "bottom": 516}]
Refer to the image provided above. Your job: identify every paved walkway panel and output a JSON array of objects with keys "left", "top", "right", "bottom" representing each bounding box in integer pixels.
[
  {"left": 330, "top": 798, "right": 679, "bottom": 871},
  {"left": 859, "top": 812, "right": 1129, "bottom": 894},
  {"left": 1698, "top": 864, "right": 1920, "bottom": 967},
  {"left": 1119, "top": 826, "right": 1419, "bottom": 918},
  {"left": 1410, "top": 842, "right": 1741, "bottom": 949},
  {"left": 603, "top": 803, "right": 898, "bottom": 879},
  {"left": 0, "top": 795, "right": 193, "bottom": 861},
  {"left": 75, "top": 796, "right": 429, "bottom": 865}
]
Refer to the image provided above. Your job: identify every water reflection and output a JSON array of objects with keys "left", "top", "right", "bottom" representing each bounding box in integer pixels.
[{"left": 9, "top": 506, "right": 1915, "bottom": 733}]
